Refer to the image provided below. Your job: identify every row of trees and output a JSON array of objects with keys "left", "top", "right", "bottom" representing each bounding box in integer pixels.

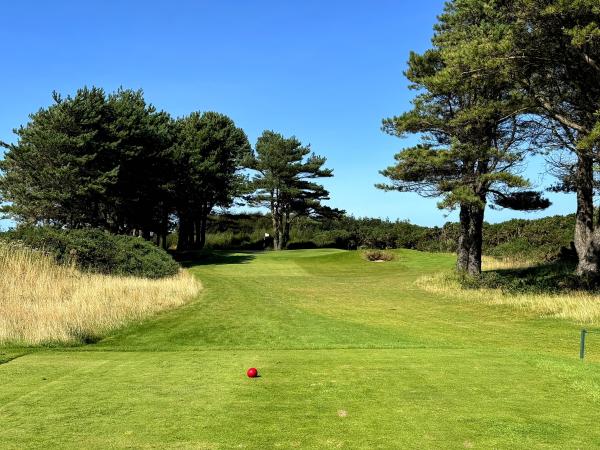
[
  {"left": 379, "top": 0, "right": 600, "bottom": 276},
  {"left": 0, "top": 87, "right": 336, "bottom": 250}
]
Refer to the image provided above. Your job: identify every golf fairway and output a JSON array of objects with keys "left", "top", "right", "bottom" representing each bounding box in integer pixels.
[{"left": 2, "top": 249, "right": 600, "bottom": 448}]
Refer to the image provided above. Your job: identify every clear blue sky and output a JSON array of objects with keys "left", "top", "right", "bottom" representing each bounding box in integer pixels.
[{"left": 0, "top": 0, "right": 573, "bottom": 230}]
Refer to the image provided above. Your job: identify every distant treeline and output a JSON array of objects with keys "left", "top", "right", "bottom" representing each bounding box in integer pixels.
[{"left": 200, "top": 213, "right": 574, "bottom": 262}]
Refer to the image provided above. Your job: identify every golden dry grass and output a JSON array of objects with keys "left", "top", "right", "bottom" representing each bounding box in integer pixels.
[
  {"left": 417, "top": 259, "right": 600, "bottom": 324},
  {"left": 481, "top": 255, "right": 536, "bottom": 271},
  {"left": 0, "top": 242, "right": 201, "bottom": 345}
]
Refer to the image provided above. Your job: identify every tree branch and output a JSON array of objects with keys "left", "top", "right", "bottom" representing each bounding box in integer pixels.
[
  {"left": 583, "top": 52, "right": 600, "bottom": 74},
  {"left": 537, "top": 98, "right": 589, "bottom": 134}
]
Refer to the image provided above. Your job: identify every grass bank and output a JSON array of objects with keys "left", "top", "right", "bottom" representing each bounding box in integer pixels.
[{"left": 0, "top": 242, "right": 200, "bottom": 345}]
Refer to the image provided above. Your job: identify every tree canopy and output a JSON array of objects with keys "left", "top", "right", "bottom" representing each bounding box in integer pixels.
[
  {"left": 379, "top": 25, "right": 549, "bottom": 274},
  {"left": 0, "top": 87, "right": 172, "bottom": 234},
  {"left": 422, "top": 0, "right": 599, "bottom": 275},
  {"left": 245, "top": 130, "right": 341, "bottom": 250},
  {"left": 172, "top": 111, "right": 251, "bottom": 251},
  {"left": 0, "top": 88, "right": 250, "bottom": 250}
]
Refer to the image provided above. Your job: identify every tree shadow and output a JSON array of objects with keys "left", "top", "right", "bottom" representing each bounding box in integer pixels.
[
  {"left": 174, "top": 250, "right": 257, "bottom": 268},
  {"left": 465, "top": 259, "right": 600, "bottom": 293}
]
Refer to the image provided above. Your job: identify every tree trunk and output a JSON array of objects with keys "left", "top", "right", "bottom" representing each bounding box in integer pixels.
[
  {"left": 192, "top": 219, "right": 201, "bottom": 250},
  {"left": 197, "top": 216, "right": 207, "bottom": 250},
  {"left": 456, "top": 204, "right": 471, "bottom": 272},
  {"left": 467, "top": 203, "right": 485, "bottom": 276},
  {"left": 574, "top": 153, "right": 597, "bottom": 276},
  {"left": 270, "top": 194, "right": 283, "bottom": 251},
  {"left": 272, "top": 213, "right": 282, "bottom": 250},
  {"left": 161, "top": 208, "right": 169, "bottom": 250},
  {"left": 282, "top": 209, "right": 291, "bottom": 249},
  {"left": 177, "top": 215, "right": 192, "bottom": 251}
]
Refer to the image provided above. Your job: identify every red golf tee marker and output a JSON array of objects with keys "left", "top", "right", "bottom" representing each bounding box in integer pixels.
[{"left": 246, "top": 367, "right": 258, "bottom": 378}]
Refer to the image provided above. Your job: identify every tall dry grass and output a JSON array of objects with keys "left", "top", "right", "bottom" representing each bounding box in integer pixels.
[
  {"left": 417, "top": 257, "right": 600, "bottom": 324},
  {"left": 481, "top": 256, "right": 536, "bottom": 271},
  {"left": 0, "top": 242, "right": 201, "bottom": 345}
]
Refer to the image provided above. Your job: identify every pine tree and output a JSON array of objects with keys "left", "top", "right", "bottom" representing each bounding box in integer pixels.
[
  {"left": 173, "top": 112, "right": 250, "bottom": 251},
  {"left": 432, "top": 0, "right": 600, "bottom": 275},
  {"left": 0, "top": 87, "right": 115, "bottom": 228},
  {"left": 0, "top": 87, "right": 175, "bottom": 242},
  {"left": 379, "top": 43, "right": 548, "bottom": 274},
  {"left": 246, "top": 131, "right": 339, "bottom": 250}
]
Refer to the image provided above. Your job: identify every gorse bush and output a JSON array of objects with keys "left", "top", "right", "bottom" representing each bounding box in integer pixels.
[
  {"left": 483, "top": 215, "right": 574, "bottom": 261},
  {"left": 205, "top": 230, "right": 267, "bottom": 250},
  {"left": 3, "top": 227, "right": 180, "bottom": 278},
  {"left": 460, "top": 260, "right": 597, "bottom": 293}
]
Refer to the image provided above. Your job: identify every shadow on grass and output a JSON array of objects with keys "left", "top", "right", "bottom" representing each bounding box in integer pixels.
[
  {"left": 174, "top": 250, "right": 257, "bottom": 268},
  {"left": 462, "top": 260, "right": 600, "bottom": 293}
]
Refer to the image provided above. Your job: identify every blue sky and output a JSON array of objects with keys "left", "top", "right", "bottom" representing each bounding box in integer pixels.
[{"left": 0, "top": 0, "right": 573, "bottom": 230}]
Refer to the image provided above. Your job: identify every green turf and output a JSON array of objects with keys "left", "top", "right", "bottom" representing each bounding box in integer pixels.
[{"left": 2, "top": 249, "right": 600, "bottom": 448}]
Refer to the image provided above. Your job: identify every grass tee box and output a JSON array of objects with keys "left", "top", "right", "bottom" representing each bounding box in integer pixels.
[{"left": 2, "top": 249, "right": 600, "bottom": 448}]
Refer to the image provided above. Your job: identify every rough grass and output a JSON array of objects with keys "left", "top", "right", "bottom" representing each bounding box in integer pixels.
[
  {"left": 481, "top": 255, "right": 536, "bottom": 271},
  {"left": 0, "top": 242, "right": 201, "bottom": 345},
  {"left": 417, "top": 256, "right": 600, "bottom": 323}
]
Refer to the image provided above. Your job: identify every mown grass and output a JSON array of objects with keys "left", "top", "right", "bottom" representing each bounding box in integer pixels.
[
  {"left": 0, "top": 242, "right": 201, "bottom": 345},
  {"left": 2, "top": 249, "right": 600, "bottom": 448}
]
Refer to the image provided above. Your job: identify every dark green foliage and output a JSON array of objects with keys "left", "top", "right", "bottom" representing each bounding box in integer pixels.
[
  {"left": 206, "top": 213, "right": 272, "bottom": 235},
  {"left": 0, "top": 87, "right": 251, "bottom": 254},
  {"left": 311, "top": 230, "right": 354, "bottom": 249},
  {"left": 493, "top": 191, "right": 551, "bottom": 211},
  {"left": 245, "top": 130, "right": 342, "bottom": 250},
  {"left": 0, "top": 87, "right": 174, "bottom": 238},
  {"left": 285, "top": 241, "right": 318, "bottom": 250},
  {"left": 419, "top": 215, "right": 575, "bottom": 261},
  {"left": 484, "top": 215, "right": 575, "bottom": 261},
  {"left": 202, "top": 213, "right": 271, "bottom": 250},
  {"left": 3, "top": 227, "right": 179, "bottom": 278},
  {"left": 173, "top": 112, "right": 251, "bottom": 251}
]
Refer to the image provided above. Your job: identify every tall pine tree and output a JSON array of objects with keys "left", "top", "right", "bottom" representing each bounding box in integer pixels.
[
  {"left": 246, "top": 131, "right": 339, "bottom": 250},
  {"left": 432, "top": 0, "right": 600, "bottom": 275},
  {"left": 379, "top": 44, "right": 548, "bottom": 274},
  {"left": 173, "top": 112, "right": 250, "bottom": 251}
]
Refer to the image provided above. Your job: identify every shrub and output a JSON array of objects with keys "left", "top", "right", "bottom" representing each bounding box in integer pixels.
[
  {"left": 286, "top": 241, "right": 318, "bottom": 250},
  {"left": 313, "top": 229, "right": 353, "bottom": 248},
  {"left": 362, "top": 249, "right": 395, "bottom": 262},
  {"left": 205, "top": 230, "right": 266, "bottom": 250},
  {"left": 459, "top": 260, "right": 593, "bottom": 293},
  {"left": 3, "top": 227, "right": 180, "bottom": 278}
]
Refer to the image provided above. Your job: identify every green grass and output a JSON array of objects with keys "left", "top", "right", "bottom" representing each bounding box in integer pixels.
[{"left": 2, "top": 249, "right": 600, "bottom": 448}]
